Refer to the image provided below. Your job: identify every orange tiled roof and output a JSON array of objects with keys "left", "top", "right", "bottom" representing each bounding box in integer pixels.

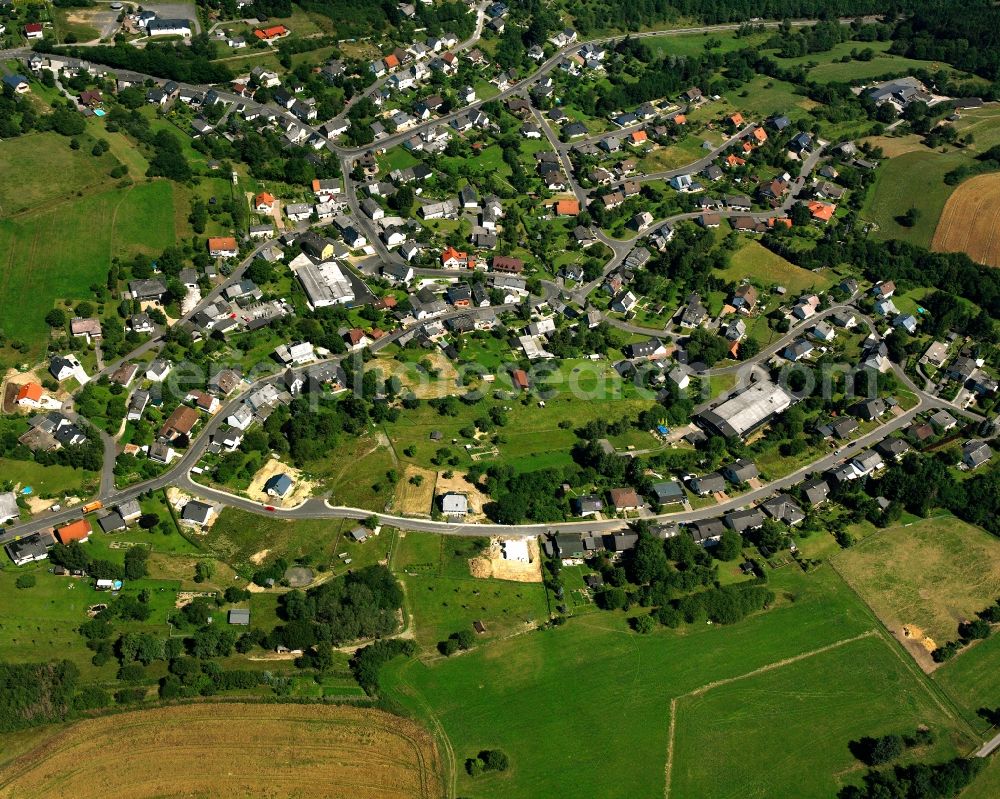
[
  {"left": 208, "top": 237, "right": 238, "bottom": 252},
  {"left": 58, "top": 519, "right": 92, "bottom": 544},
  {"left": 807, "top": 201, "right": 835, "bottom": 221},
  {"left": 16, "top": 382, "right": 43, "bottom": 402}
]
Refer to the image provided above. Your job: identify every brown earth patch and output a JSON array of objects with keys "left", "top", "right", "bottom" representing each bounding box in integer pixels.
[{"left": 469, "top": 537, "right": 543, "bottom": 583}]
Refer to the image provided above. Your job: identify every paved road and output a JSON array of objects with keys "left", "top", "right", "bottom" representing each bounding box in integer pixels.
[{"left": 976, "top": 730, "right": 1000, "bottom": 758}]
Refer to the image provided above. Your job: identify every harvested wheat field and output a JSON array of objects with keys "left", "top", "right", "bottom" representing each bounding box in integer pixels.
[
  {"left": 0, "top": 703, "right": 442, "bottom": 799},
  {"left": 932, "top": 173, "right": 1000, "bottom": 266}
]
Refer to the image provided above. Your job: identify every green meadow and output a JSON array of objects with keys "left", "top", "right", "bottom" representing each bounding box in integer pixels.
[{"left": 382, "top": 565, "right": 978, "bottom": 798}]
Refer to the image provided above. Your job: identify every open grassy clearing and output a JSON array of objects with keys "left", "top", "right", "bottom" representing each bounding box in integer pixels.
[
  {"left": 832, "top": 515, "right": 1000, "bottom": 663},
  {"left": 718, "top": 238, "right": 833, "bottom": 293},
  {"left": 931, "top": 172, "right": 1000, "bottom": 267},
  {"left": 51, "top": 8, "right": 102, "bottom": 43},
  {"left": 393, "top": 532, "right": 550, "bottom": 652},
  {"left": 643, "top": 30, "right": 771, "bottom": 59},
  {"left": 0, "top": 181, "right": 176, "bottom": 365},
  {"left": 201, "top": 508, "right": 350, "bottom": 572},
  {"left": 0, "top": 565, "right": 120, "bottom": 679},
  {"left": 0, "top": 133, "right": 112, "bottom": 215},
  {"left": 670, "top": 632, "right": 973, "bottom": 799},
  {"left": 0, "top": 703, "right": 443, "bottom": 799},
  {"left": 861, "top": 149, "right": 967, "bottom": 248},
  {"left": 383, "top": 565, "right": 952, "bottom": 798},
  {"left": 861, "top": 106, "right": 1000, "bottom": 247}
]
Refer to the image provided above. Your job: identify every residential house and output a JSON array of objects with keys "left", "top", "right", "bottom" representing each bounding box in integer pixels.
[
  {"left": 962, "top": 440, "right": 993, "bottom": 469},
  {"left": 608, "top": 487, "right": 642, "bottom": 513}
]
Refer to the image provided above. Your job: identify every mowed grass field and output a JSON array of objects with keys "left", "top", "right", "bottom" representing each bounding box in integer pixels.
[
  {"left": 0, "top": 181, "right": 176, "bottom": 362},
  {"left": 383, "top": 565, "right": 976, "bottom": 798},
  {"left": 0, "top": 132, "right": 179, "bottom": 364},
  {"left": 931, "top": 173, "right": 1000, "bottom": 267},
  {"left": 833, "top": 515, "right": 1000, "bottom": 647},
  {"left": 0, "top": 703, "right": 443, "bottom": 799},
  {"left": 718, "top": 239, "right": 833, "bottom": 293},
  {"left": 0, "top": 133, "right": 112, "bottom": 215},
  {"left": 933, "top": 633, "right": 1000, "bottom": 733},
  {"left": 671, "top": 633, "right": 971, "bottom": 799},
  {"left": 860, "top": 149, "right": 967, "bottom": 247}
]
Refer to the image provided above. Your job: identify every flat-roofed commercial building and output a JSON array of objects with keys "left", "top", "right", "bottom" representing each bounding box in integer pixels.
[{"left": 697, "top": 381, "right": 793, "bottom": 439}]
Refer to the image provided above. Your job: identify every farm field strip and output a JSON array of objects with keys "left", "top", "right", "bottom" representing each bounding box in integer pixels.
[
  {"left": 931, "top": 173, "right": 1000, "bottom": 267},
  {"left": 0, "top": 703, "right": 443, "bottom": 799}
]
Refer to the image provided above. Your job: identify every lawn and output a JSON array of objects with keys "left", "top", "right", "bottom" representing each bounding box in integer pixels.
[
  {"left": 833, "top": 515, "right": 1000, "bottom": 651},
  {"left": 718, "top": 238, "right": 833, "bottom": 293},
  {"left": 0, "top": 457, "right": 96, "bottom": 498},
  {"left": 0, "top": 132, "right": 112, "bottom": 214},
  {"left": 0, "top": 565, "right": 120, "bottom": 680},
  {"left": 643, "top": 30, "right": 771, "bottom": 59},
  {"left": 382, "top": 565, "right": 972, "bottom": 798},
  {"left": 671, "top": 633, "right": 971, "bottom": 799}
]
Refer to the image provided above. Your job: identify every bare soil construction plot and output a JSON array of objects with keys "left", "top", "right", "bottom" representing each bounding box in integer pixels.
[
  {"left": 245, "top": 457, "right": 314, "bottom": 507},
  {"left": 0, "top": 703, "right": 442, "bottom": 799},
  {"left": 932, "top": 172, "right": 1000, "bottom": 266},
  {"left": 469, "top": 537, "right": 543, "bottom": 582},
  {"left": 433, "top": 471, "right": 490, "bottom": 521}
]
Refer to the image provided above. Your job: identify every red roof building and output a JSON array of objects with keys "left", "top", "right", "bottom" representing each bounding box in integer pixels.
[
  {"left": 16, "top": 382, "right": 43, "bottom": 404},
  {"left": 554, "top": 199, "right": 580, "bottom": 216},
  {"left": 492, "top": 256, "right": 524, "bottom": 274},
  {"left": 57, "top": 519, "right": 92, "bottom": 544},
  {"left": 253, "top": 25, "right": 289, "bottom": 40}
]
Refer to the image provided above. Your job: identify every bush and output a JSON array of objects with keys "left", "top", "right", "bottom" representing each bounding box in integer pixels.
[
  {"left": 632, "top": 614, "right": 656, "bottom": 634},
  {"left": 15, "top": 574, "right": 36, "bottom": 589}
]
